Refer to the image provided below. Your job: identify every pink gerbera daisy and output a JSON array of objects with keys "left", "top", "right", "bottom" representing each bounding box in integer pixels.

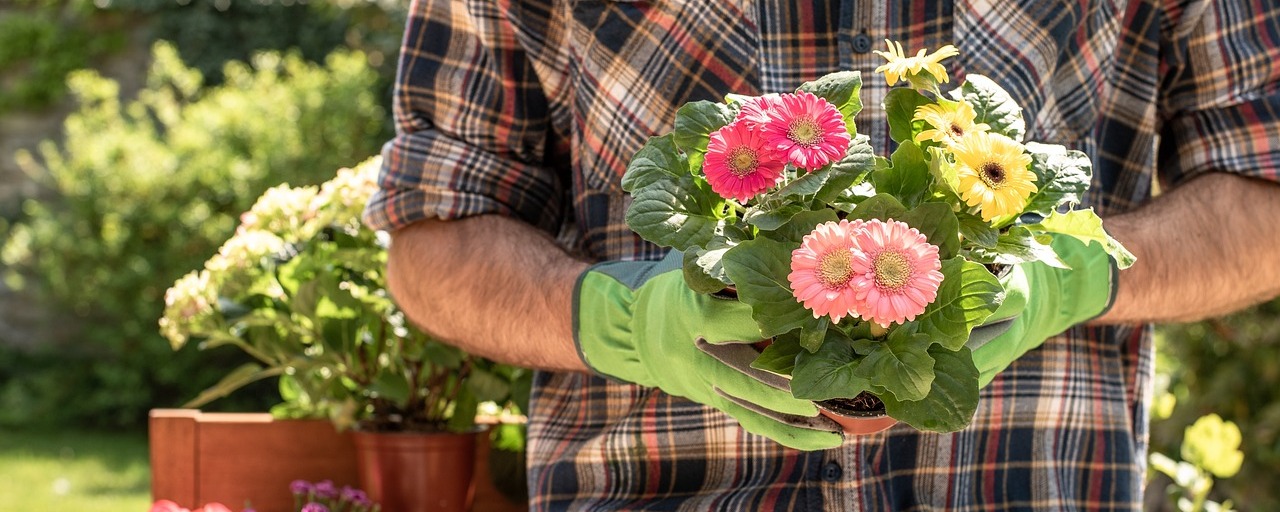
[
  {"left": 703, "top": 120, "right": 786, "bottom": 202},
  {"left": 761, "top": 91, "right": 852, "bottom": 171},
  {"left": 736, "top": 94, "right": 782, "bottom": 127},
  {"left": 788, "top": 219, "right": 867, "bottom": 323},
  {"left": 847, "top": 219, "right": 944, "bottom": 327}
]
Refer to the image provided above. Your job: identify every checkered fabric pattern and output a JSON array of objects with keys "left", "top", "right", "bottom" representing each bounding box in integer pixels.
[{"left": 365, "top": 0, "right": 1280, "bottom": 509}]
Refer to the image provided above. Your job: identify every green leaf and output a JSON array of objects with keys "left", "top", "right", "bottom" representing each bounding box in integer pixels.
[
  {"left": 673, "top": 101, "right": 734, "bottom": 155},
  {"left": 884, "top": 88, "right": 932, "bottom": 143},
  {"left": 761, "top": 208, "right": 840, "bottom": 244},
  {"left": 1022, "top": 142, "right": 1092, "bottom": 217},
  {"left": 853, "top": 326, "right": 934, "bottom": 402},
  {"left": 873, "top": 140, "right": 931, "bottom": 208},
  {"left": 182, "top": 363, "right": 282, "bottom": 409},
  {"left": 421, "top": 341, "right": 465, "bottom": 368},
  {"left": 752, "top": 331, "right": 803, "bottom": 376},
  {"left": 371, "top": 369, "right": 411, "bottom": 406},
  {"left": 791, "top": 330, "right": 874, "bottom": 401},
  {"left": 621, "top": 134, "right": 689, "bottom": 192},
  {"left": 899, "top": 202, "right": 960, "bottom": 259},
  {"left": 447, "top": 385, "right": 479, "bottom": 433},
  {"left": 957, "top": 74, "right": 1025, "bottom": 141},
  {"left": 626, "top": 176, "right": 720, "bottom": 251},
  {"left": 466, "top": 366, "right": 511, "bottom": 403},
  {"left": 681, "top": 223, "right": 746, "bottom": 293},
  {"left": 914, "top": 258, "right": 1003, "bottom": 350},
  {"left": 877, "top": 346, "right": 979, "bottom": 432},
  {"left": 722, "top": 237, "right": 820, "bottom": 338},
  {"left": 814, "top": 135, "right": 877, "bottom": 203},
  {"left": 969, "top": 226, "right": 1069, "bottom": 269},
  {"left": 743, "top": 203, "right": 805, "bottom": 231},
  {"left": 798, "top": 71, "right": 863, "bottom": 134},
  {"left": 800, "top": 316, "right": 830, "bottom": 353},
  {"left": 1026, "top": 208, "right": 1136, "bottom": 269},
  {"left": 847, "top": 193, "right": 908, "bottom": 222},
  {"left": 956, "top": 212, "right": 999, "bottom": 249}
]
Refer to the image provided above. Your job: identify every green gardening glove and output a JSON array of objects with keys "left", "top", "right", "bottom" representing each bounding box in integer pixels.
[
  {"left": 969, "top": 235, "right": 1118, "bottom": 387},
  {"left": 574, "top": 250, "right": 843, "bottom": 451}
]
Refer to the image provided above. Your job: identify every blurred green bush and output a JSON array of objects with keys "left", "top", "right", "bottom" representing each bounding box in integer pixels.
[
  {"left": 1153, "top": 305, "right": 1280, "bottom": 510},
  {"left": 0, "top": 41, "right": 386, "bottom": 428}
]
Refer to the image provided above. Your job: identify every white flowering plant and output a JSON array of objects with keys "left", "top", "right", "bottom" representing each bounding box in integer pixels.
[
  {"left": 622, "top": 42, "right": 1134, "bottom": 431},
  {"left": 160, "top": 157, "right": 531, "bottom": 433}
]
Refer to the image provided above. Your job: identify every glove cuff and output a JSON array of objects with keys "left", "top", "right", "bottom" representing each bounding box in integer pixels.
[{"left": 573, "top": 263, "right": 652, "bottom": 386}]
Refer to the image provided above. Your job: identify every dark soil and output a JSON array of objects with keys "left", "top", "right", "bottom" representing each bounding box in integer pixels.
[{"left": 818, "top": 391, "right": 886, "bottom": 418}]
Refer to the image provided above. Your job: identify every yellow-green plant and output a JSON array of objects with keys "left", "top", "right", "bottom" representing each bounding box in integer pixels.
[{"left": 1150, "top": 412, "right": 1244, "bottom": 512}]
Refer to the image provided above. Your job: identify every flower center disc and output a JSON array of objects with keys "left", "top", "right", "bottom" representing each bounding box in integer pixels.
[
  {"left": 728, "top": 147, "right": 758, "bottom": 177},
  {"left": 817, "top": 250, "right": 855, "bottom": 288},
  {"left": 788, "top": 118, "right": 822, "bottom": 147},
  {"left": 873, "top": 251, "right": 912, "bottom": 290},
  {"left": 979, "top": 162, "right": 1007, "bottom": 187},
  {"left": 949, "top": 123, "right": 965, "bottom": 137}
]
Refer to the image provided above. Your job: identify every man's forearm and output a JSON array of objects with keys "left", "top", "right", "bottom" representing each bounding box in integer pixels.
[
  {"left": 387, "top": 215, "right": 590, "bottom": 371},
  {"left": 1095, "top": 172, "right": 1280, "bottom": 324}
]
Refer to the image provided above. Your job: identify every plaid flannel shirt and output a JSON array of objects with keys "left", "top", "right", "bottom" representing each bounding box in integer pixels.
[{"left": 365, "top": 0, "right": 1280, "bottom": 509}]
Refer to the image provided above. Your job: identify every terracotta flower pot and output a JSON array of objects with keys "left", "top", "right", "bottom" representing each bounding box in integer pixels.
[
  {"left": 352, "top": 430, "right": 479, "bottom": 512},
  {"left": 815, "top": 396, "right": 899, "bottom": 436}
]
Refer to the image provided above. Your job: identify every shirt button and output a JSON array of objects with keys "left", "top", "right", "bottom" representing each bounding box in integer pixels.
[
  {"left": 821, "top": 461, "right": 843, "bottom": 482},
  {"left": 852, "top": 33, "right": 873, "bottom": 54}
]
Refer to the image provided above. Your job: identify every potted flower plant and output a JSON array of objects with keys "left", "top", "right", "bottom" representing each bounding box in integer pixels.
[
  {"left": 160, "top": 157, "right": 531, "bottom": 512},
  {"left": 621, "top": 42, "right": 1134, "bottom": 435}
]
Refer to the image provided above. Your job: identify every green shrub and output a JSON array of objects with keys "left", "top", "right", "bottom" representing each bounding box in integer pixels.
[
  {"left": 1153, "top": 305, "right": 1280, "bottom": 510},
  {"left": 0, "top": 8, "right": 123, "bottom": 112},
  {"left": 0, "top": 41, "right": 386, "bottom": 429}
]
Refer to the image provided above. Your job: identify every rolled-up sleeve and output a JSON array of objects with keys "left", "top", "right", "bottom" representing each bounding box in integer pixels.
[
  {"left": 1158, "top": 1, "right": 1280, "bottom": 186},
  {"left": 363, "top": 0, "right": 566, "bottom": 234}
]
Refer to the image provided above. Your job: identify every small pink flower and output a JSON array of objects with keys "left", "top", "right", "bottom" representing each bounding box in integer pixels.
[
  {"left": 761, "top": 91, "right": 852, "bottom": 171},
  {"left": 196, "top": 504, "right": 232, "bottom": 512},
  {"left": 150, "top": 501, "right": 190, "bottom": 512},
  {"left": 736, "top": 94, "right": 782, "bottom": 127},
  {"left": 788, "top": 219, "right": 867, "bottom": 323},
  {"left": 847, "top": 219, "right": 944, "bottom": 327},
  {"left": 703, "top": 120, "right": 786, "bottom": 202}
]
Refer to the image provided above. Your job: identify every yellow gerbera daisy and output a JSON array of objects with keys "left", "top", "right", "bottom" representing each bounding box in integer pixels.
[
  {"left": 873, "top": 41, "right": 960, "bottom": 88},
  {"left": 914, "top": 99, "right": 989, "bottom": 146},
  {"left": 951, "top": 131, "right": 1037, "bottom": 221}
]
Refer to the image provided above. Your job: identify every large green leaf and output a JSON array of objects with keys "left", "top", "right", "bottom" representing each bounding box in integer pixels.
[
  {"left": 371, "top": 369, "right": 411, "bottom": 406},
  {"left": 621, "top": 134, "right": 689, "bottom": 193},
  {"left": 969, "top": 226, "right": 1069, "bottom": 269},
  {"left": 1027, "top": 208, "right": 1136, "bottom": 268},
  {"left": 956, "top": 211, "right": 999, "bottom": 249},
  {"left": 800, "top": 316, "right": 830, "bottom": 353},
  {"left": 852, "top": 326, "right": 934, "bottom": 402},
  {"left": 672, "top": 101, "right": 734, "bottom": 156},
  {"left": 681, "top": 222, "right": 747, "bottom": 293},
  {"left": 1022, "top": 142, "right": 1092, "bottom": 217},
  {"left": 898, "top": 202, "right": 960, "bottom": 259},
  {"left": 791, "top": 330, "right": 874, "bottom": 401},
  {"left": 182, "top": 363, "right": 283, "bottom": 408},
  {"left": 743, "top": 203, "right": 805, "bottom": 231},
  {"left": 847, "top": 193, "right": 908, "bottom": 222},
  {"left": 722, "top": 237, "right": 818, "bottom": 338},
  {"left": 798, "top": 71, "right": 863, "bottom": 134},
  {"left": 877, "top": 345, "right": 979, "bottom": 432},
  {"left": 884, "top": 88, "right": 932, "bottom": 143},
  {"left": 626, "top": 176, "right": 720, "bottom": 251},
  {"left": 957, "top": 74, "right": 1025, "bottom": 141},
  {"left": 914, "top": 258, "right": 1003, "bottom": 350},
  {"left": 466, "top": 366, "right": 512, "bottom": 403},
  {"left": 873, "top": 140, "right": 931, "bottom": 208},
  {"left": 815, "top": 135, "right": 878, "bottom": 203},
  {"left": 760, "top": 208, "right": 839, "bottom": 244},
  {"left": 751, "top": 331, "right": 804, "bottom": 376}
]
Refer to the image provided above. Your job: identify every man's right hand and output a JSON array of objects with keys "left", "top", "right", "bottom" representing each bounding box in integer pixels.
[{"left": 574, "top": 251, "right": 844, "bottom": 451}]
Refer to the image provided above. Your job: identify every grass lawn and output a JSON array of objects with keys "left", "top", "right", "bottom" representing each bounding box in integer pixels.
[{"left": 0, "top": 428, "right": 150, "bottom": 512}]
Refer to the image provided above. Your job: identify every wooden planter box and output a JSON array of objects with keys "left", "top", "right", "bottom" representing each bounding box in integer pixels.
[{"left": 149, "top": 409, "right": 525, "bottom": 512}]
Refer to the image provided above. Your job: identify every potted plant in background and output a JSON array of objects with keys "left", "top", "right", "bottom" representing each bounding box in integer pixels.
[{"left": 159, "top": 157, "right": 531, "bottom": 512}]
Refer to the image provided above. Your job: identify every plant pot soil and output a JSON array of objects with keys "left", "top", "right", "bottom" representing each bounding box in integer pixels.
[
  {"left": 816, "top": 392, "right": 899, "bottom": 435},
  {"left": 352, "top": 430, "right": 479, "bottom": 512}
]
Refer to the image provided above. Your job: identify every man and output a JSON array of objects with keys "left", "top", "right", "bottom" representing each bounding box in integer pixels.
[{"left": 365, "top": 1, "right": 1280, "bottom": 509}]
